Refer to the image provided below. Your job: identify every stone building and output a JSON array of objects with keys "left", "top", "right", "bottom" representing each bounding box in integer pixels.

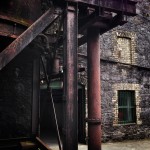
[
  {"left": 0, "top": 0, "right": 149, "bottom": 149},
  {"left": 78, "top": 0, "right": 150, "bottom": 142}
]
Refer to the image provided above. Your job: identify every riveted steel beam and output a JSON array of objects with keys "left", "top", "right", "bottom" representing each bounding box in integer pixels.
[
  {"left": 63, "top": 3, "right": 78, "bottom": 150},
  {"left": 66, "top": 0, "right": 136, "bottom": 16}
]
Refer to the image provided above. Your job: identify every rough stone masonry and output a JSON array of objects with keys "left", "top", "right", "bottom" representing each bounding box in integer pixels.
[{"left": 78, "top": 0, "right": 150, "bottom": 142}]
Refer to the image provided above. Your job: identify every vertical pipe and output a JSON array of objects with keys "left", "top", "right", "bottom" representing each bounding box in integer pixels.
[
  {"left": 63, "top": 3, "right": 78, "bottom": 150},
  {"left": 52, "top": 58, "right": 60, "bottom": 74},
  {"left": 87, "top": 27, "right": 101, "bottom": 150},
  {"left": 32, "top": 57, "right": 40, "bottom": 136}
]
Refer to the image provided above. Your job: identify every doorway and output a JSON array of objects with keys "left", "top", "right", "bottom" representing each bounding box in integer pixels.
[{"left": 39, "top": 81, "right": 86, "bottom": 144}]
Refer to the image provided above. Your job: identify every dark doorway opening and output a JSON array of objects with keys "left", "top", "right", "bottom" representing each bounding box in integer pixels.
[
  {"left": 78, "top": 85, "right": 86, "bottom": 144},
  {"left": 39, "top": 81, "right": 86, "bottom": 145}
]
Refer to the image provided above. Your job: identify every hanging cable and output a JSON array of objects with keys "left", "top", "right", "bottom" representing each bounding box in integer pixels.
[{"left": 40, "top": 56, "right": 62, "bottom": 150}]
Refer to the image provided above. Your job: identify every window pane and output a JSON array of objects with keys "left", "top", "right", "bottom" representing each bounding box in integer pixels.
[
  {"left": 130, "top": 91, "right": 135, "bottom": 106},
  {"left": 118, "top": 90, "right": 136, "bottom": 124},
  {"left": 118, "top": 91, "right": 127, "bottom": 106},
  {"left": 118, "top": 108, "right": 128, "bottom": 124}
]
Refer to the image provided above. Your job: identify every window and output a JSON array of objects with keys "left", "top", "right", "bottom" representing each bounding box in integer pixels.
[
  {"left": 118, "top": 90, "right": 136, "bottom": 124},
  {"left": 112, "top": 83, "right": 141, "bottom": 125},
  {"left": 117, "top": 37, "right": 131, "bottom": 64},
  {"left": 112, "top": 31, "right": 137, "bottom": 65}
]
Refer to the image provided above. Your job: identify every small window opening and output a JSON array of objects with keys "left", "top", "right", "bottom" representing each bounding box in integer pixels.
[{"left": 118, "top": 90, "right": 136, "bottom": 124}]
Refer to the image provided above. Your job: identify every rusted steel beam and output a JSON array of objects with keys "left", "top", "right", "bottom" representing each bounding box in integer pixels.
[
  {"left": 66, "top": 0, "right": 136, "bottom": 16},
  {"left": 87, "top": 27, "right": 101, "bottom": 150},
  {"left": 0, "top": 21, "right": 26, "bottom": 38},
  {"left": 0, "top": 14, "right": 30, "bottom": 27},
  {"left": 32, "top": 57, "right": 40, "bottom": 136},
  {"left": 78, "top": 14, "right": 127, "bottom": 45},
  {"left": 63, "top": 4, "right": 78, "bottom": 150},
  {"left": 52, "top": 32, "right": 86, "bottom": 48},
  {"left": 79, "top": 17, "right": 107, "bottom": 34},
  {"left": 100, "top": 14, "right": 127, "bottom": 35},
  {"left": 0, "top": 9, "right": 58, "bottom": 70},
  {"left": 0, "top": 0, "right": 42, "bottom": 25},
  {"left": 79, "top": 11, "right": 112, "bottom": 34}
]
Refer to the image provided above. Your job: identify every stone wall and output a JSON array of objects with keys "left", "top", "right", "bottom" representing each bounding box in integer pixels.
[
  {"left": 78, "top": 0, "right": 150, "bottom": 142},
  {"left": 100, "top": 0, "right": 150, "bottom": 142},
  {"left": 0, "top": 49, "right": 33, "bottom": 138},
  {"left": 100, "top": 0, "right": 150, "bottom": 68},
  {"left": 101, "top": 62, "right": 150, "bottom": 142}
]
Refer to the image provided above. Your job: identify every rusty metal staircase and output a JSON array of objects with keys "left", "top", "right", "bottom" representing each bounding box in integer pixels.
[{"left": 0, "top": 0, "right": 136, "bottom": 71}]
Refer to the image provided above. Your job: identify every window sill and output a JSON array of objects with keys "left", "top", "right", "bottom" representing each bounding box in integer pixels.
[{"left": 113, "top": 123, "right": 137, "bottom": 127}]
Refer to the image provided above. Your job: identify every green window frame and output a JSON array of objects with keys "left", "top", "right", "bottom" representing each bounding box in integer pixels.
[{"left": 118, "top": 90, "right": 136, "bottom": 124}]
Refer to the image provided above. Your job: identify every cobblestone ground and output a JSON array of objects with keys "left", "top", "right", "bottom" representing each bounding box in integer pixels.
[
  {"left": 41, "top": 132, "right": 150, "bottom": 150},
  {"left": 79, "top": 139, "right": 150, "bottom": 150},
  {"left": 102, "top": 139, "right": 150, "bottom": 150},
  {"left": 46, "top": 139, "right": 150, "bottom": 150}
]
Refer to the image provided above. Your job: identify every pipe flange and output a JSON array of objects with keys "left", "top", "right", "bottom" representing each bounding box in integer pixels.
[{"left": 85, "top": 118, "right": 101, "bottom": 125}]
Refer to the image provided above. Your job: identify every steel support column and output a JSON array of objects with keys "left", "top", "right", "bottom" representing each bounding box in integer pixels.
[
  {"left": 32, "top": 57, "right": 40, "bottom": 136},
  {"left": 87, "top": 27, "right": 101, "bottom": 150},
  {"left": 63, "top": 3, "right": 78, "bottom": 150}
]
